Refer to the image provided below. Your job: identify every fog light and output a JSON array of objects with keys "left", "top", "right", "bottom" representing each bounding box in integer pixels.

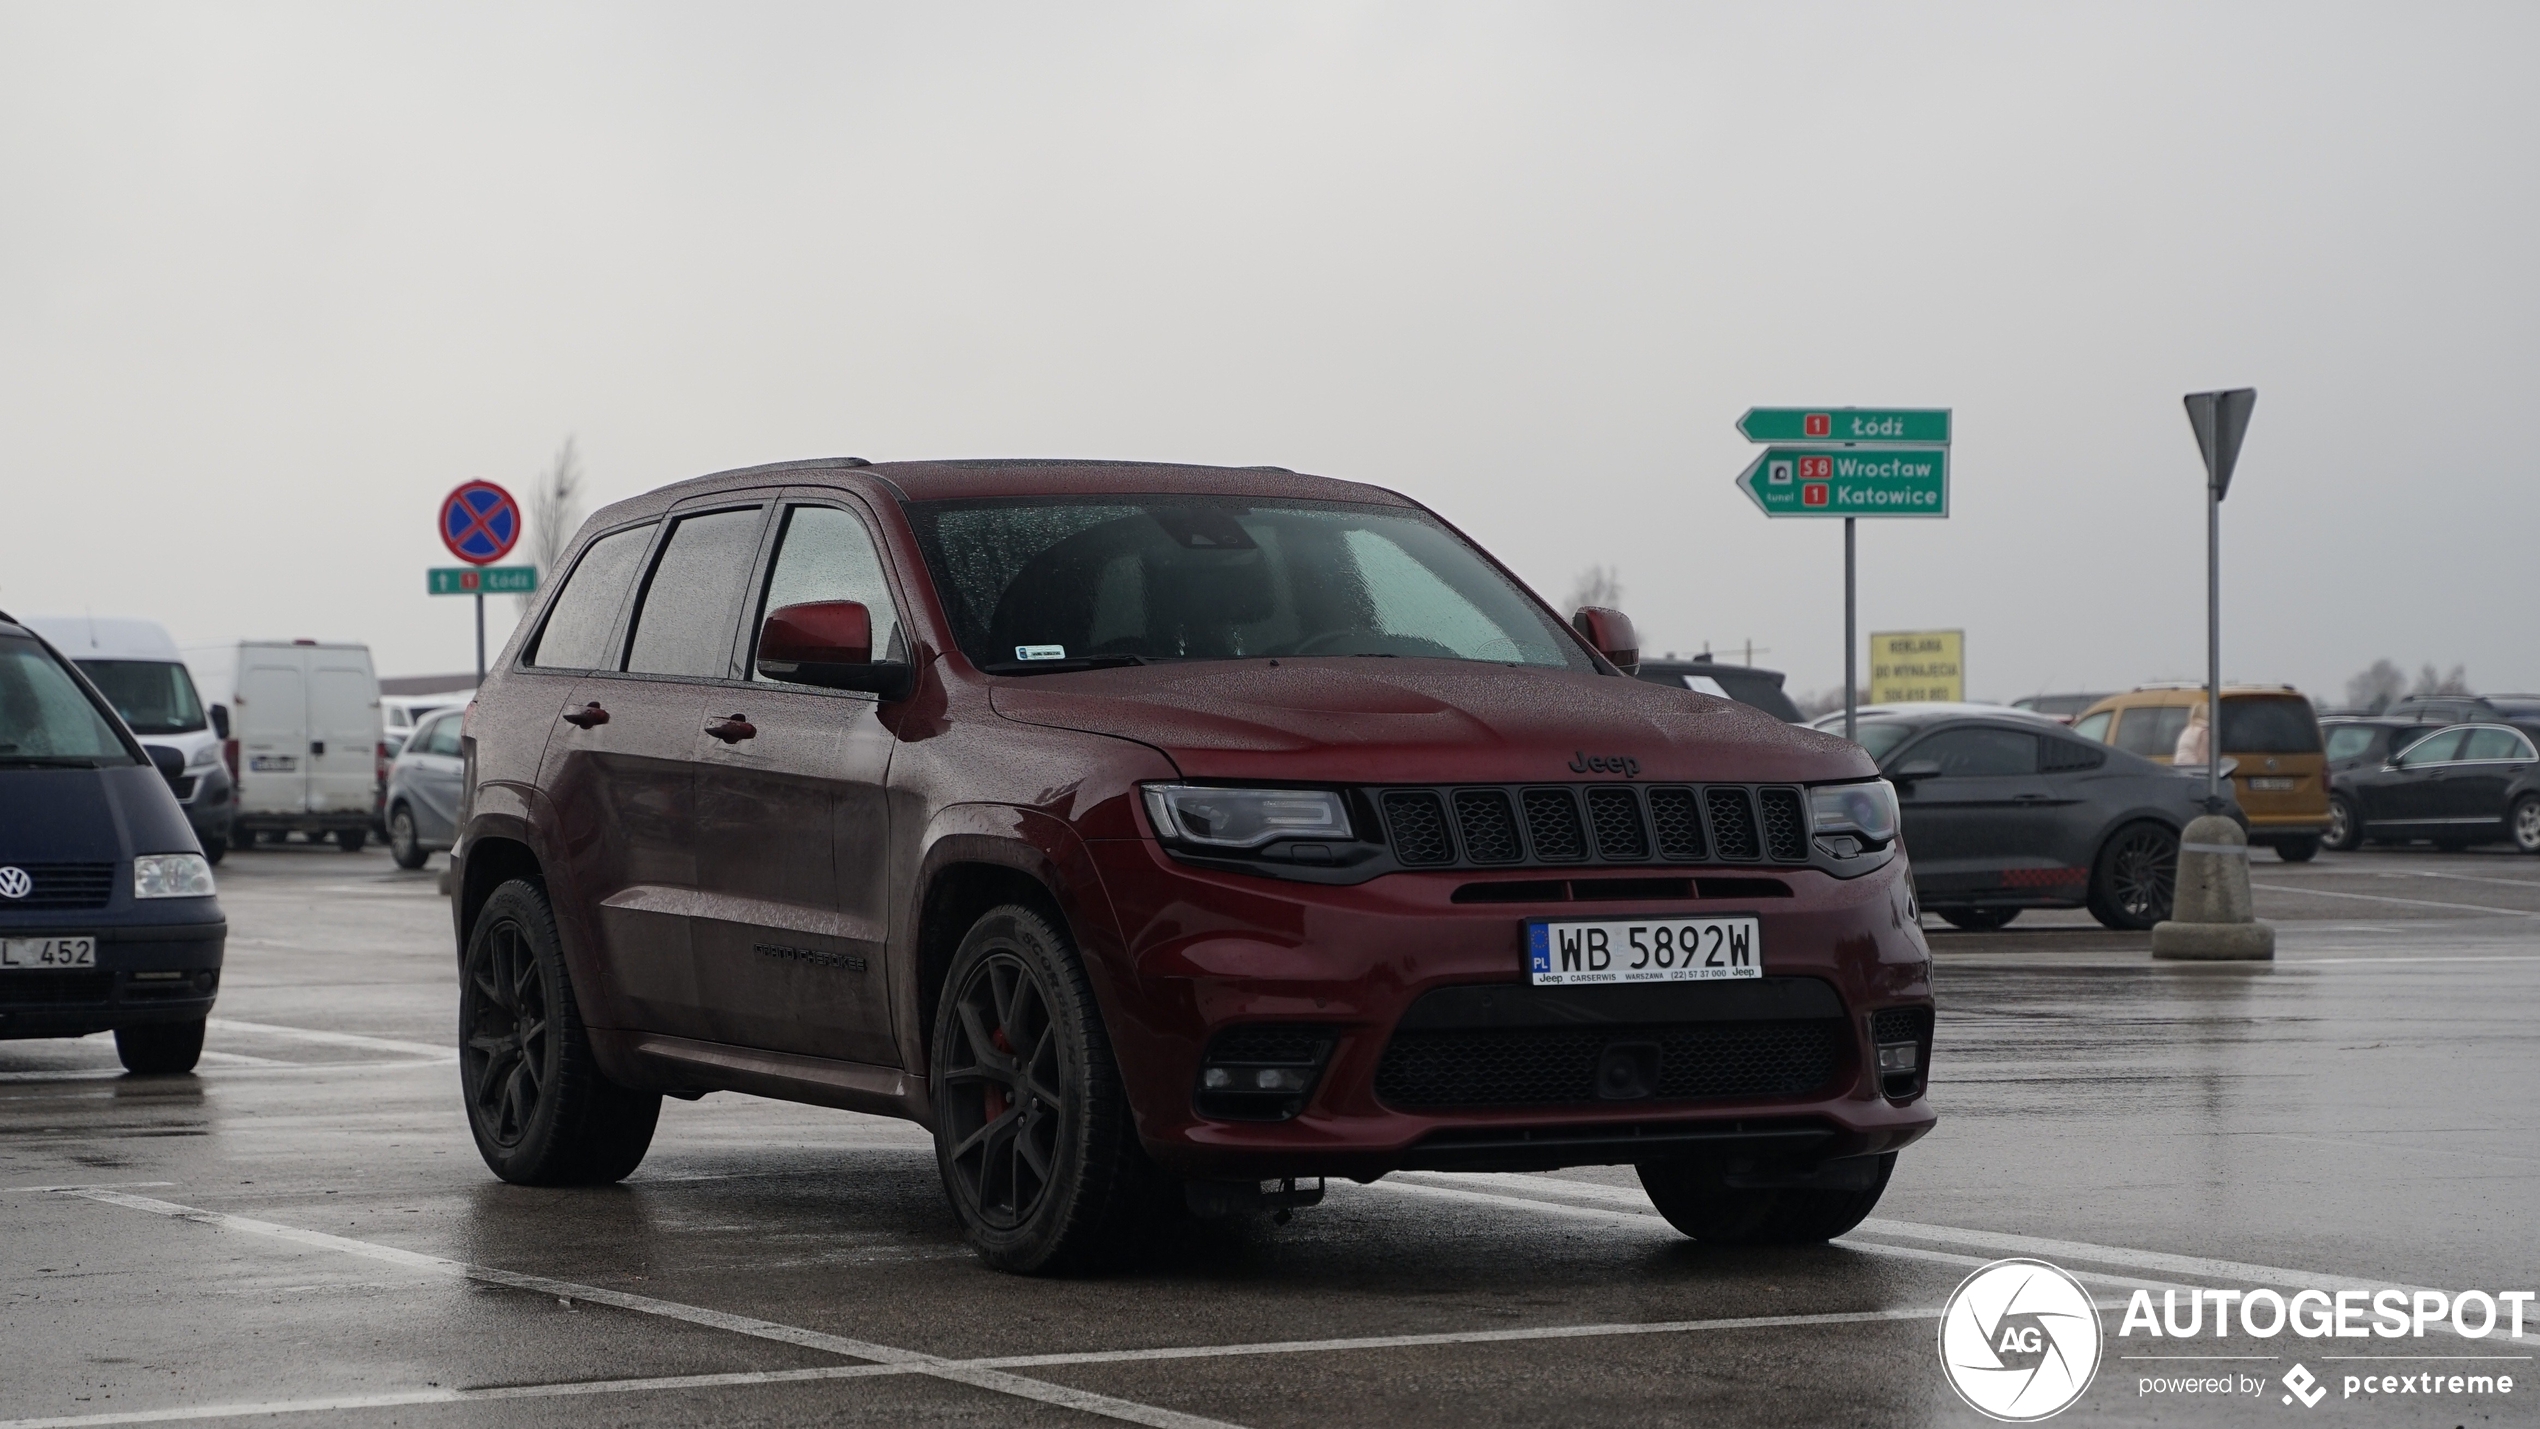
[
  {"left": 1193, "top": 1025, "right": 1338, "bottom": 1122},
  {"left": 1877, "top": 1042, "right": 1920, "bottom": 1073}
]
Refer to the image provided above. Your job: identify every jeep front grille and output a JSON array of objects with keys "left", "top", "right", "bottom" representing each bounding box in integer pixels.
[{"left": 1374, "top": 784, "right": 1809, "bottom": 870}]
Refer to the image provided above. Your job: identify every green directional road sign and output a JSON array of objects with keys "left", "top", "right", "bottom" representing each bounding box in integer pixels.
[
  {"left": 1737, "top": 407, "right": 1951, "bottom": 445},
  {"left": 1734, "top": 447, "right": 1948, "bottom": 518},
  {"left": 429, "top": 565, "right": 538, "bottom": 595}
]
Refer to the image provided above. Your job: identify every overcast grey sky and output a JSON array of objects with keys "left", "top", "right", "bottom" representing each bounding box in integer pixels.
[{"left": 3, "top": 2, "right": 2533, "bottom": 701}]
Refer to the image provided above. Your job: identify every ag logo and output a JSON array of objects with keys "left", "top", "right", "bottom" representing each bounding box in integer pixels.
[
  {"left": 0, "top": 867, "right": 28, "bottom": 900},
  {"left": 1938, "top": 1258, "right": 2102, "bottom": 1421}
]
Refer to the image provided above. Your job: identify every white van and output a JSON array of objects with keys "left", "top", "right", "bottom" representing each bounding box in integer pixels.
[
  {"left": 187, "top": 641, "right": 382, "bottom": 850},
  {"left": 24, "top": 616, "right": 238, "bottom": 859}
]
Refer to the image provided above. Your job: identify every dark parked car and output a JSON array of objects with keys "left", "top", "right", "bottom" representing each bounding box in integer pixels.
[
  {"left": 384, "top": 708, "right": 467, "bottom": 869},
  {"left": 452, "top": 458, "right": 1936, "bottom": 1273},
  {"left": 0, "top": 612, "right": 226, "bottom": 1073},
  {"left": 2330, "top": 724, "right": 2540, "bottom": 854},
  {"left": 2381, "top": 693, "right": 2540, "bottom": 736},
  {"left": 1634, "top": 657, "right": 1804, "bottom": 721},
  {"left": 1820, "top": 705, "right": 2233, "bottom": 931},
  {"left": 2319, "top": 718, "right": 2442, "bottom": 851}
]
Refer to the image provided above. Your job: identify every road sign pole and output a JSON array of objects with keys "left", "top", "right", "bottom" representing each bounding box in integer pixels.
[
  {"left": 1844, "top": 518, "right": 1857, "bottom": 742},
  {"left": 475, "top": 591, "right": 486, "bottom": 686},
  {"left": 2206, "top": 476, "right": 2220, "bottom": 812}
]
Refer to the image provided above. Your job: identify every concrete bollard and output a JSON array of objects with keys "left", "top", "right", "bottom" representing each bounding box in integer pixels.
[{"left": 2150, "top": 814, "right": 2275, "bottom": 960}]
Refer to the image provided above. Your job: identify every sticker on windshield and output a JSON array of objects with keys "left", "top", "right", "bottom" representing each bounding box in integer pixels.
[{"left": 1014, "top": 645, "right": 1068, "bottom": 661}]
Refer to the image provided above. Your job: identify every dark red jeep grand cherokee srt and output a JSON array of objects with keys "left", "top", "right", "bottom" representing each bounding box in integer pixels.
[{"left": 451, "top": 458, "right": 1934, "bottom": 1272}]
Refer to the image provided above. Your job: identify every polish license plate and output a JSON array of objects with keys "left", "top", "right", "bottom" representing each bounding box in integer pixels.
[
  {"left": 249, "top": 755, "right": 297, "bottom": 772},
  {"left": 2246, "top": 777, "right": 2298, "bottom": 791},
  {"left": 1, "top": 937, "right": 96, "bottom": 969},
  {"left": 1526, "top": 916, "right": 1760, "bottom": 986}
]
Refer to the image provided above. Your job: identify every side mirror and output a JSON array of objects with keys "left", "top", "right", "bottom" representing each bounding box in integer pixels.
[
  {"left": 756, "top": 601, "right": 914, "bottom": 699},
  {"left": 1890, "top": 759, "right": 1943, "bottom": 785},
  {"left": 1571, "top": 607, "right": 1639, "bottom": 676},
  {"left": 209, "top": 704, "right": 230, "bottom": 739}
]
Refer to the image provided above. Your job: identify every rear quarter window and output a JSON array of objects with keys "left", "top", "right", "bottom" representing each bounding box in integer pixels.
[{"left": 529, "top": 523, "right": 658, "bottom": 670}]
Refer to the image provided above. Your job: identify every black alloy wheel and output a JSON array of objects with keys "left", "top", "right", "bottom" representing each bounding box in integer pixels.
[
  {"left": 2322, "top": 796, "right": 2362, "bottom": 852},
  {"left": 929, "top": 904, "right": 1164, "bottom": 1274},
  {"left": 458, "top": 879, "right": 659, "bottom": 1184},
  {"left": 388, "top": 805, "right": 428, "bottom": 869},
  {"left": 1935, "top": 906, "right": 2020, "bottom": 932},
  {"left": 939, "top": 949, "right": 1068, "bottom": 1232},
  {"left": 2514, "top": 795, "right": 2540, "bottom": 855},
  {"left": 2088, "top": 821, "right": 2179, "bottom": 931}
]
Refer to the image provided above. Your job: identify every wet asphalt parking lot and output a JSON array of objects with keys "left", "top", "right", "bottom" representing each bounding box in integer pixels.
[{"left": 3, "top": 844, "right": 2534, "bottom": 1428}]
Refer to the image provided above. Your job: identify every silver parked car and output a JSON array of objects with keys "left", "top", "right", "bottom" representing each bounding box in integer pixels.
[{"left": 383, "top": 708, "right": 465, "bottom": 869}]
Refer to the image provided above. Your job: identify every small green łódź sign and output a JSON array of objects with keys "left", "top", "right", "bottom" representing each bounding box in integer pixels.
[
  {"left": 1737, "top": 408, "right": 1951, "bottom": 445},
  {"left": 1734, "top": 447, "right": 1948, "bottom": 518},
  {"left": 429, "top": 566, "right": 538, "bottom": 596}
]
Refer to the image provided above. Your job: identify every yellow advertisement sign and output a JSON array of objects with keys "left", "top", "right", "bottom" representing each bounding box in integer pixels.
[{"left": 1869, "top": 629, "right": 1964, "bottom": 704}]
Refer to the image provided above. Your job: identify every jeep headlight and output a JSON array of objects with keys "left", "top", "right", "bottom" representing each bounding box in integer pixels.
[
  {"left": 1143, "top": 785, "right": 1350, "bottom": 849},
  {"left": 134, "top": 853, "right": 216, "bottom": 899},
  {"left": 1808, "top": 780, "right": 1899, "bottom": 855}
]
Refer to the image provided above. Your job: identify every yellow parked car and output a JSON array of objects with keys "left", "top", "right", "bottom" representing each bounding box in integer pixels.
[{"left": 2073, "top": 685, "right": 2330, "bottom": 861}]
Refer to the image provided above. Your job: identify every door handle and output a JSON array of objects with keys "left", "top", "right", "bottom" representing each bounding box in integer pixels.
[
  {"left": 561, "top": 702, "right": 610, "bottom": 729},
  {"left": 2012, "top": 793, "right": 2056, "bottom": 803},
  {"left": 706, "top": 714, "right": 758, "bottom": 744}
]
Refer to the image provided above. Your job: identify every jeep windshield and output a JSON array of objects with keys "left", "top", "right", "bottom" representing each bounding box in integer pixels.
[{"left": 904, "top": 496, "right": 1594, "bottom": 675}]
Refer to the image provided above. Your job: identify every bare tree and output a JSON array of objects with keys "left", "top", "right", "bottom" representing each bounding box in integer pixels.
[
  {"left": 1565, "top": 563, "right": 1624, "bottom": 613},
  {"left": 519, "top": 438, "right": 585, "bottom": 616},
  {"left": 2344, "top": 659, "right": 2406, "bottom": 714},
  {"left": 2408, "top": 662, "right": 2471, "bottom": 698}
]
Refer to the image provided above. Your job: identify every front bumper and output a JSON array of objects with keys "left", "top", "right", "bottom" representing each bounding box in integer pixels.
[
  {"left": 0, "top": 920, "right": 224, "bottom": 1039},
  {"left": 1085, "top": 839, "right": 1936, "bottom": 1181}
]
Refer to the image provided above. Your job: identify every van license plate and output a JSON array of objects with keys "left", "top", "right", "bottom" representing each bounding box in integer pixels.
[
  {"left": 1, "top": 938, "right": 96, "bottom": 969},
  {"left": 249, "top": 755, "right": 297, "bottom": 772},
  {"left": 1526, "top": 917, "right": 1760, "bottom": 986},
  {"left": 2246, "top": 777, "right": 2298, "bottom": 790}
]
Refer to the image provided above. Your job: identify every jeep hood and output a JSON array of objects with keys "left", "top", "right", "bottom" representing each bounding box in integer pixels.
[{"left": 986, "top": 660, "right": 1872, "bottom": 785}]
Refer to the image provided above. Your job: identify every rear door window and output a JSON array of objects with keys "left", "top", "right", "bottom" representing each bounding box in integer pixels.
[
  {"left": 751, "top": 505, "right": 902, "bottom": 679},
  {"left": 2461, "top": 727, "right": 2532, "bottom": 762},
  {"left": 422, "top": 714, "right": 463, "bottom": 757},
  {"left": 530, "top": 524, "right": 657, "bottom": 670},
  {"left": 1900, "top": 725, "right": 2039, "bottom": 777},
  {"left": 624, "top": 507, "right": 769, "bottom": 679},
  {"left": 2112, "top": 706, "right": 2188, "bottom": 758},
  {"left": 2221, "top": 697, "right": 2321, "bottom": 754}
]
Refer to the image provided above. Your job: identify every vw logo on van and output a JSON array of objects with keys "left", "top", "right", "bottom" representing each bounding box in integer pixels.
[{"left": 0, "top": 867, "right": 30, "bottom": 900}]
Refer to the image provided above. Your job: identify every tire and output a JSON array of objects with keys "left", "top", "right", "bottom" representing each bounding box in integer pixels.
[
  {"left": 2274, "top": 836, "right": 2320, "bottom": 864},
  {"left": 2087, "top": 821, "right": 2179, "bottom": 931},
  {"left": 2514, "top": 795, "right": 2540, "bottom": 856},
  {"left": 1935, "top": 906, "right": 2020, "bottom": 932},
  {"left": 930, "top": 903, "right": 1161, "bottom": 1275},
  {"left": 115, "top": 1018, "right": 206, "bottom": 1075},
  {"left": 200, "top": 835, "right": 227, "bottom": 865},
  {"left": 2321, "top": 797, "right": 2363, "bottom": 852},
  {"left": 232, "top": 828, "right": 259, "bottom": 849},
  {"left": 1638, "top": 1153, "right": 1895, "bottom": 1246},
  {"left": 388, "top": 805, "right": 428, "bottom": 869},
  {"left": 459, "top": 879, "right": 660, "bottom": 1185},
  {"left": 335, "top": 827, "right": 366, "bottom": 853}
]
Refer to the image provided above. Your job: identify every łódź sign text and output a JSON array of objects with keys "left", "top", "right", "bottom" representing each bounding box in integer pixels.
[
  {"left": 429, "top": 566, "right": 538, "bottom": 596},
  {"left": 1734, "top": 447, "right": 1948, "bottom": 518},
  {"left": 1736, "top": 408, "right": 1950, "bottom": 445}
]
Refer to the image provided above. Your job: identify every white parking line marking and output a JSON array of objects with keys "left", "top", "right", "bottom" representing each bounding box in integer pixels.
[
  {"left": 2376, "top": 869, "right": 2540, "bottom": 892},
  {"left": 2249, "top": 883, "right": 2540, "bottom": 919},
  {"left": 65, "top": 1190, "right": 1242, "bottom": 1429},
  {"left": 205, "top": 1019, "right": 453, "bottom": 1058},
  {"left": 0, "top": 1181, "right": 177, "bottom": 1194},
  {"left": 0, "top": 1308, "right": 1956, "bottom": 1429},
  {"left": 195, "top": 1050, "right": 298, "bottom": 1068},
  {"left": 1381, "top": 1172, "right": 2447, "bottom": 1298},
  {"left": 0, "top": 1059, "right": 452, "bottom": 1084}
]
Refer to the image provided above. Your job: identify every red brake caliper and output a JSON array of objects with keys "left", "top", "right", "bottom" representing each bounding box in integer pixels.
[{"left": 983, "top": 1026, "right": 1015, "bottom": 1120}]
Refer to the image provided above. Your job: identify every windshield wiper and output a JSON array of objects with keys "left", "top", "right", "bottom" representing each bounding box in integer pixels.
[
  {"left": 980, "top": 654, "right": 1154, "bottom": 676},
  {"left": 0, "top": 755, "right": 109, "bottom": 768}
]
